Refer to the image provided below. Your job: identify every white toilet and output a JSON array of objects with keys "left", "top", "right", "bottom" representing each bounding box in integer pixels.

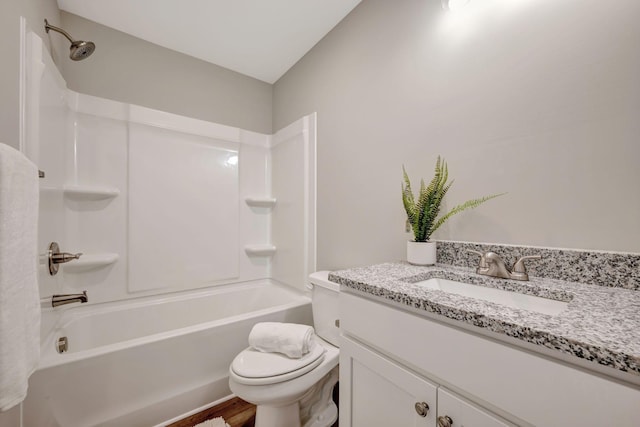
[{"left": 229, "top": 271, "right": 340, "bottom": 427}]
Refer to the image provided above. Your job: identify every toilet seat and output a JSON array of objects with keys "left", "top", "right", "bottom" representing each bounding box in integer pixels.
[{"left": 231, "top": 344, "right": 326, "bottom": 386}]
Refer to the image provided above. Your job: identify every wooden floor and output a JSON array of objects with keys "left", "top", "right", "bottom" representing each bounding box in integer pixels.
[
  {"left": 169, "top": 385, "right": 338, "bottom": 427},
  {"left": 168, "top": 397, "right": 256, "bottom": 427}
]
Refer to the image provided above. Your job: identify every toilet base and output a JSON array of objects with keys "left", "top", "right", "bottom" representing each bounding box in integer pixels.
[
  {"left": 256, "top": 402, "right": 301, "bottom": 427},
  {"left": 300, "top": 367, "right": 339, "bottom": 427},
  {"left": 251, "top": 366, "right": 339, "bottom": 427}
]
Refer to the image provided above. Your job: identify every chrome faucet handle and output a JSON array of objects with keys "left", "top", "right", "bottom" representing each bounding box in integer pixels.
[
  {"left": 512, "top": 255, "right": 542, "bottom": 273},
  {"left": 51, "top": 251, "right": 82, "bottom": 264},
  {"left": 510, "top": 255, "right": 541, "bottom": 281},
  {"left": 466, "top": 249, "right": 489, "bottom": 269},
  {"left": 48, "top": 242, "right": 83, "bottom": 275}
]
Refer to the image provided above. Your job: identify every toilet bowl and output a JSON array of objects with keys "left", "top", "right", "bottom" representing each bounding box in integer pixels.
[{"left": 229, "top": 271, "right": 340, "bottom": 427}]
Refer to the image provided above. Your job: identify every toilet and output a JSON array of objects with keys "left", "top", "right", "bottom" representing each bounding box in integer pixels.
[{"left": 229, "top": 271, "right": 340, "bottom": 427}]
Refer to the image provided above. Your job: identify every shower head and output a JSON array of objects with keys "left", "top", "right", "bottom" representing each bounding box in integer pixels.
[
  {"left": 69, "top": 40, "right": 95, "bottom": 61},
  {"left": 44, "top": 19, "right": 95, "bottom": 61}
]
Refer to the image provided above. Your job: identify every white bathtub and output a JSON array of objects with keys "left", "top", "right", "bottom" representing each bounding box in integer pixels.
[{"left": 23, "top": 280, "right": 312, "bottom": 427}]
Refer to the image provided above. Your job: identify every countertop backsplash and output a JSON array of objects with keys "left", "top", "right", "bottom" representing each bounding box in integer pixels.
[{"left": 436, "top": 240, "right": 640, "bottom": 290}]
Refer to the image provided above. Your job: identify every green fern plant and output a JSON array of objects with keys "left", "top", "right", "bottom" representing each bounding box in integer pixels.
[{"left": 402, "top": 157, "right": 504, "bottom": 242}]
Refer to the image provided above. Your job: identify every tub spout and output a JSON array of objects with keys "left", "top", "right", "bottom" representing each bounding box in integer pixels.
[{"left": 52, "top": 291, "right": 88, "bottom": 307}]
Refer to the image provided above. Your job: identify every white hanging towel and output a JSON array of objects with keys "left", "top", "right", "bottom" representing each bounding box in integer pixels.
[
  {"left": 248, "top": 322, "right": 315, "bottom": 359},
  {"left": 0, "top": 143, "right": 40, "bottom": 412}
]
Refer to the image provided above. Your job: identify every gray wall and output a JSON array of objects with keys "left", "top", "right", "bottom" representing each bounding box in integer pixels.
[
  {"left": 0, "top": 0, "right": 63, "bottom": 149},
  {"left": 60, "top": 12, "right": 273, "bottom": 134},
  {"left": 273, "top": 0, "right": 640, "bottom": 269}
]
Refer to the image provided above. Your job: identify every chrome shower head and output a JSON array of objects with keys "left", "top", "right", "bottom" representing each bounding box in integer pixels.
[
  {"left": 45, "top": 19, "right": 96, "bottom": 61},
  {"left": 69, "top": 40, "right": 96, "bottom": 61}
]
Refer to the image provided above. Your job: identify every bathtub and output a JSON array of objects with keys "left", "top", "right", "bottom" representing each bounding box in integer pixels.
[{"left": 23, "top": 280, "right": 312, "bottom": 427}]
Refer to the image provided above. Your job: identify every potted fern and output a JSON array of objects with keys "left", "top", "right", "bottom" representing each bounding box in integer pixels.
[{"left": 402, "top": 156, "right": 503, "bottom": 265}]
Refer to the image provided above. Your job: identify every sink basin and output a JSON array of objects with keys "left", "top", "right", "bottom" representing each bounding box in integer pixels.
[{"left": 416, "top": 278, "right": 568, "bottom": 316}]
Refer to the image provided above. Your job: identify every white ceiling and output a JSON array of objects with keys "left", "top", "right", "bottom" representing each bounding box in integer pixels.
[{"left": 57, "top": 0, "right": 361, "bottom": 84}]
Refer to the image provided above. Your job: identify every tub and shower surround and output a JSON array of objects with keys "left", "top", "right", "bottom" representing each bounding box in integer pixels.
[
  {"left": 21, "top": 29, "right": 317, "bottom": 427},
  {"left": 36, "top": 93, "right": 316, "bottom": 303},
  {"left": 26, "top": 29, "right": 316, "bottom": 304}
]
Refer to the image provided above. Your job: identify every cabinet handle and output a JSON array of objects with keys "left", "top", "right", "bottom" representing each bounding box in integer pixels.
[
  {"left": 437, "top": 415, "right": 453, "bottom": 427},
  {"left": 414, "top": 401, "right": 429, "bottom": 417}
]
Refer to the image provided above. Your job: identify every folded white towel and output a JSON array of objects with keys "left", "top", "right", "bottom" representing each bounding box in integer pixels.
[
  {"left": 0, "top": 143, "right": 41, "bottom": 412},
  {"left": 248, "top": 322, "right": 315, "bottom": 359}
]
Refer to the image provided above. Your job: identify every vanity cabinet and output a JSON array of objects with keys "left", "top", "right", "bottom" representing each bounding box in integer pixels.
[
  {"left": 341, "top": 336, "right": 512, "bottom": 427},
  {"left": 341, "top": 335, "right": 438, "bottom": 426},
  {"left": 339, "top": 291, "right": 640, "bottom": 427}
]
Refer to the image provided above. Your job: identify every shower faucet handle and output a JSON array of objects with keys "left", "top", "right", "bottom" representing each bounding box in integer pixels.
[
  {"left": 48, "top": 242, "right": 83, "bottom": 275},
  {"left": 52, "top": 251, "right": 82, "bottom": 263}
]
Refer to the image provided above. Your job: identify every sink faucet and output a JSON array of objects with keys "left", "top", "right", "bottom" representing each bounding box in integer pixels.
[
  {"left": 52, "top": 291, "right": 88, "bottom": 307},
  {"left": 467, "top": 250, "right": 541, "bottom": 281}
]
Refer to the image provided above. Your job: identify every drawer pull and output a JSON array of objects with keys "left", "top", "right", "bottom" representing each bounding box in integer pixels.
[
  {"left": 438, "top": 415, "right": 453, "bottom": 427},
  {"left": 414, "top": 401, "right": 429, "bottom": 417}
]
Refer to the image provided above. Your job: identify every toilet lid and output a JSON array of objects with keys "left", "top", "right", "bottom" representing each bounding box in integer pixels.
[{"left": 231, "top": 344, "right": 326, "bottom": 382}]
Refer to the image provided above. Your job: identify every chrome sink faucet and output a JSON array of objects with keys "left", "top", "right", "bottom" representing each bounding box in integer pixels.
[{"left": 467, "top": 250, "right": 541, "bottom": 281}]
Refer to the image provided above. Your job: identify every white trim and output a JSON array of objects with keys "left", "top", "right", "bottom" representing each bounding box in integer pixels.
[
  {"left": 67, "top": 90, "right": 129, "bottom": 121},
  {"left": 69, "top": 92, "right": 245, "bottom": 142},
  {"left": 129, "top": 104, "right": 240, "bottom": 141},
  {"left": 23, "top": 32, "right": 46, "bottom": 165},
  {"left": 305, "top": 113, "right": 317, "bottom": 281},
  {"left": 68, "top": 91, "right": 244, "bottom": 141},
  {"left": 240, "top": 129, "right": 271, "bottom": 147},
  {"left": 18, "top": 17, "right": 27, "bottom": 154},
  {"left": 272, "top": 116, "right": 307, "bottom": 147}
]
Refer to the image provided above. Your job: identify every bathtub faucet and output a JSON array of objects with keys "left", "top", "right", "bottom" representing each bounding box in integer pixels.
[{"left": 52, "top": 291, "right": 88, "bottom": 307}]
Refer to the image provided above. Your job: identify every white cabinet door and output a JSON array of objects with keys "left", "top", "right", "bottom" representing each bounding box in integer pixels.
[
  {"left": 437, "top": 388, "right": 512, "bottom": 427},
  {"left": 340, "top": 336, "right": 438, "bottom": 427}
]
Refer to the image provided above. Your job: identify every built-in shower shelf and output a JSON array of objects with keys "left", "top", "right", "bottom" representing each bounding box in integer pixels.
[
  {"left": 244, "top": 244, "right": 277, "bottom": 256},
  {"left": 245, "top": 197, "right": 277, "bottom": 208},
  {"left": 63, "top": 185, "right": 120, "bottom": 201},
  {"left": 63, "top": 253, "right": 119, "bottom": 273}
]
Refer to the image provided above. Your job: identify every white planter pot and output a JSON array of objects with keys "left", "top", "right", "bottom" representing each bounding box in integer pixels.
[{"left": 407, "top": 240, "right": 437, "bottom": 266}]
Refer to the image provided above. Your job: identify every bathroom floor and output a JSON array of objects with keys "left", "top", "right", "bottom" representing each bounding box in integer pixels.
[
  {"left": 168, "top": 397, "right": 256, "bottom": 427},
  {"left": 168, "top": 390, "right": 339, "bottom": 427}
]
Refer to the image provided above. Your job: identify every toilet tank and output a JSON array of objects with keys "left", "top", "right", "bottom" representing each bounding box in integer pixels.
[{"left": 309, "top": 271, "right": 340, "bottom": 347}]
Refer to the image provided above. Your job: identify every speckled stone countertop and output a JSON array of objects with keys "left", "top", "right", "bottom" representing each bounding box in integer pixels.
[{"left": 329, "top": 262, "right": 640, "bottom": 377}]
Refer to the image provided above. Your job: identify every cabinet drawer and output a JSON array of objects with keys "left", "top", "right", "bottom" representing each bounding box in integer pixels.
[{"left": 437, "top": 388, "right": 512, "bottom": 427}]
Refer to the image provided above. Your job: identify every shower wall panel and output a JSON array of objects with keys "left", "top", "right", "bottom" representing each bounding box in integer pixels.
[
  {"left": 128, "top": 124, "right": 239, "bottom": 292},
  {"left": 63, "top": 96, "right": 259, "bottom": 302},
  {"left": 270, "top": 114, "right": 317, "bottom": 292},
  {"left": 63, "top": 111, "right": 128, "bottom": 302}
]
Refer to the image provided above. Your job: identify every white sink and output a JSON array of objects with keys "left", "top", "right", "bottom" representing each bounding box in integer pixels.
[{"left": 416, "top": 278, "right": 568, "bottom": 316}]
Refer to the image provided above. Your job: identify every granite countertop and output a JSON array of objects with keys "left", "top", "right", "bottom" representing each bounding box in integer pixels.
[{"left": 329, "top": 262, "right": 640, "bottom": 378}]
